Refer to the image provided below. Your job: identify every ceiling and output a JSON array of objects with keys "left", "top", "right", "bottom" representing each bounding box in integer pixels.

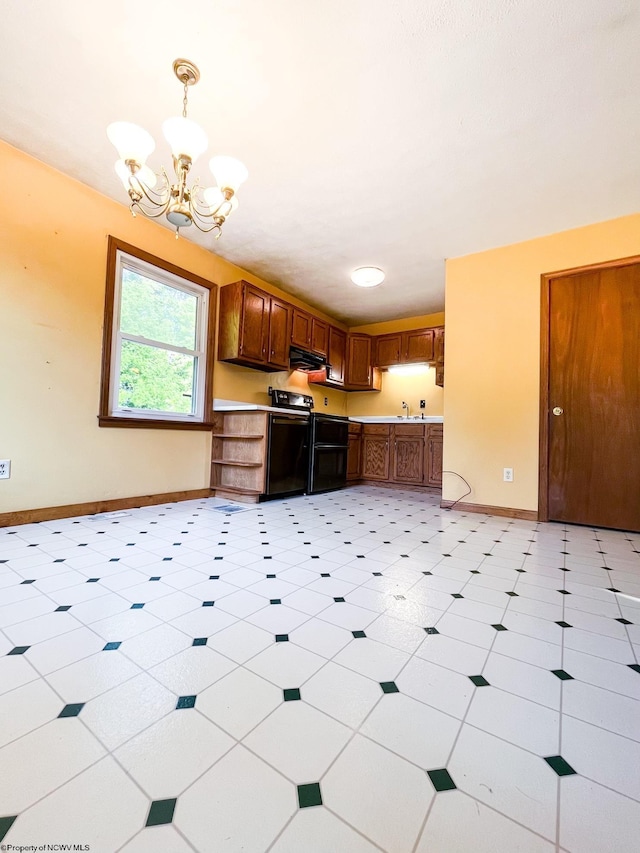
[{"left": 2, "top": 0, "right": 640, "bottom": 325}]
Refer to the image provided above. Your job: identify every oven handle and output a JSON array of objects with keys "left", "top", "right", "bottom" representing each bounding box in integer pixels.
[{"left": 312, "top": 443, "right": 349, "bottom": 449}]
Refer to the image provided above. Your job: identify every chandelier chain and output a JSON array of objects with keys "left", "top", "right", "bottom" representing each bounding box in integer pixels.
[{"left": 182, "top": 78, "right": 189, "bottom": 118}]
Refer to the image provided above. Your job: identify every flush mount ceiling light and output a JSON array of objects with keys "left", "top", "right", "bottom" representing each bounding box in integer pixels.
[
  {"left": 350, "top": 267, "right": 385, "bottom": 287},
  {"left": 107, "top": 59, "right": 248, "bottom": 239},
  {"left": 388, "top": 363, "right": 431, "bottom": 376}
]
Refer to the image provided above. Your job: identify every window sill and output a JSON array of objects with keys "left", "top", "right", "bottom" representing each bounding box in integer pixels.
[{"left": 98, "top": 416, "right": 214, "bottom": 431}]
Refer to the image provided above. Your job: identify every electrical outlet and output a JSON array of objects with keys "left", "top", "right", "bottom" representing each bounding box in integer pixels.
[
  {"left": 0, "top": 460, "right": 11, "bottom": 479},
  {"left": 324, "top": 397, "right": 328, "bottom": 406},
  {"left": 503, "top": 467, "right": 513, "bottom": 482},
  {"left": 419, "top": 399, "right": 426, "bottom": 409}
]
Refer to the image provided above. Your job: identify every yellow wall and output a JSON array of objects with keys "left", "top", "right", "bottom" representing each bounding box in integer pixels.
[{"left": 444, "top": 213, "right": 640, "bottom": 510}]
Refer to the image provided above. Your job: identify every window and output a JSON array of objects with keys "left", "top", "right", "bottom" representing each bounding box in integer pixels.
[{"left": 100, "top": 237, "right": 216, "bottom": 428}]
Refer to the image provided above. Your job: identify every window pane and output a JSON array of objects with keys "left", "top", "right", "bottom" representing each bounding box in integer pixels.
[
  {"left": 118, "top": 340, "right": 195, "bottom": 414},
  {"left": 120, "top": 268, "right": 197, "bottom": 349}
]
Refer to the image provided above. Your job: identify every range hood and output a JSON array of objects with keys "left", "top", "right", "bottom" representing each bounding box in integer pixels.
[{"left": 289, "top": 346, "right": 328, "bottom": 372}]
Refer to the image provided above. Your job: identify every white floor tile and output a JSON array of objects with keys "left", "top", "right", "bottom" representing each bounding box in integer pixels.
[
  {"left": 333, "top": 637, "right": 410, "bottom": 682},
  {"left": 175, "top": 745, "right": 296, "bottom": 852},
  {"left": 448, "top": 725, "right": 558, "bottom": 841},
  {"left": 562, "top": 679, "right": 640, "bottom": 741},
  {"left": 149, "top": 646, "right": 236, "bottom": 695},
  {"left": 417, "top": 790, "right": 556, "bottom": 853},
  {"left": 198, "top": 666, "right": 282, "bottom": 738},
  {"left": 323, "top": 734, "right": 434, "bottom": 852},
  {"left": 302, "top": 661, "right": 382, "bottom": 728},
  {"left": 396, "top": 655, "right": 474, "bottom": 718},
  {"left": 245, "top": 642, "right": 326, "bottom": 688},
  {"left": 560, "top": 776, "right": 640, "bottom": 853},
  {"left": 270, "top": 807, "right": 379, "bottom": 853},
  {"left": 0, "top": 679, "right": 63, "bottom": 748},
  {"left": 289, "top": 619, "right": 353, "bottom": 658},
  {"left": 415, "top": 633, "right": 489, "bottom": 674}
]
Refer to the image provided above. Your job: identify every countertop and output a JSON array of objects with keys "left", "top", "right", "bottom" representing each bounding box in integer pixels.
[
  {"left": 349, "top": 415, "right": 444, "bottom": 424},
  {"left": 214, "top": 400, "right": 443, "bottom": 424}
]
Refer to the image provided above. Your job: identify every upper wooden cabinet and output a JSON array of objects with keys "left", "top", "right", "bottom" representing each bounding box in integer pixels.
[
  {"left": 307, "top": 325, "right": 347, "bottom": 388},
  {"left": 291, "top": 309, "right": 328, "bottom": 357},
  {"left": 375, "top": 328, "right": 435, "bottom": 366},
  {"left": 345, "top": 334, "right": 382, "bottom": 391},
  {"left": 291, "top": 308, "right": 312, "bottom": 350},
  {"left": 218, "top": 281, "right": 291, "bottom": 371},
  {"left": 434, "top": 326, "right": 445, "bottom": 387}
]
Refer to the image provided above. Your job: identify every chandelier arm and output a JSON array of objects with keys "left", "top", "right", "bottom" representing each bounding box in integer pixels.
[
  {"left": 128, "top": 170, "right": 172, "bottom": 207},
  {"left": 189, "top": 209, "right": 225, "bottom": 233},
  {"left": 130, "top": 198, "right": 174, "bottom": 220}
]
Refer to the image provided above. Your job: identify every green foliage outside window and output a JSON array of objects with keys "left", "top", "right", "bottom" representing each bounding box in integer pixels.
[{"left": 118, "top": 269, "right": 200, "bottom": 413}]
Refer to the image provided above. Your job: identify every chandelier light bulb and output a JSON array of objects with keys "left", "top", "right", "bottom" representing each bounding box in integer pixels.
[
  {"left": 115, "top": 160, "right": 157, "bottom": 189},
  {"left": 350, "top": 267, "right": 385, "bottom": 287},
  {"left": 203, "top": 187, "right": 238, "bottom": 216},
  {"left": 162, "top": 117, "right": 209, "bottom": 163},
  {"left": 210, "top": 156, "right": 249, "bottom": 192},
  {"left": 107, "top": 122, "right": 156, "bottom": 164}
]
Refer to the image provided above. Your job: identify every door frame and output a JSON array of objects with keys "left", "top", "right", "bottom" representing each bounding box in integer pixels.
[{"left": 538, "top": 253, "right": 640, "bottom": 521}]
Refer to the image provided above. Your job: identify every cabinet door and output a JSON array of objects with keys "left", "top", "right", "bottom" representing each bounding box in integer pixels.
[
  {"left": 268, "top": 298, "right": 291, "bottom": 369},
  {"left": 435, "top": 364, "right": 444, "bottom": 387},
  {"left": 375, "top": 333, "right": 402, "bottom": 367},
  {"left": 434, "top": 326, "right": 445, "bottom": 363},
  {"left": 310, "top": 318, "right": 328, "bottom": 356},
  {"left": 291, "top": 308, "right": 312, "bottom": 349},
  {"left": 392, "top": 425, "right": 425, "bottom": 484},
  {"left": 347, "top": 434, "right": 362, "bottom": 480},
  {"left": 403, "top": 328, "right": 434, "bottom": 363},
  {"left": 239, "top": 285, "right": 269, "bottom": 363},
  {"left": 327, "top": 326, "right": 346, "bottom": 385},
  {"left": 362, "top": 435, "right": 390, "bottom": 480},
  {"left": 346, "top": 334, "right": 373, "bottom": 387},
  {"left": 426, "top": 426, "right": 443, "bottom": 487}
]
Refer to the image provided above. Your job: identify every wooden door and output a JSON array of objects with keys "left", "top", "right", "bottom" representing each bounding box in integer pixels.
[
  {"left": 375, "top": 333, "right": 402, "bottom": 367},
  {"left": 291, "top": 308, "right": 312, "bottom": 349},
  {"left": 391, "top": 425, "right": 424, "bottom": 484},
  {"left": 268, "top": 298, "right": 291, "bottom": 369},
  {"left": 239, "top": 285, "right": 269, "bottom": 364},
  {"left": 327, "top": 327, "right": 346, "bottom": 385},
  {"left": 434, "top": 327, "right": 445, "bottom": 363},
  {"left": 310, "top": 318, "right": 328, "bottom": 356},
  {"left": 403, "top": 329, "right": 434, "bottom": 363},
  {"left": 544, "top": 264, "right": 640, "bottom": 531}
]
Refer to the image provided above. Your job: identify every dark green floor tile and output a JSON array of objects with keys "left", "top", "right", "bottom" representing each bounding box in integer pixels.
[
  {"left": 424, "top": 627, "right": 439, "bottom": 635},
  {"left": 270, "top": 599, "right": 282, "bottom": 605},
  {"left": 55, "top": 605, "right": 72, "bottom": 612},
  {"left": 628, "top": 664, "right": 640, "bottom": 674},
  {"left": 544, "top": 755, "right": 576, "bottom": 776},
  {"left": 176, "top": 695, "right": 196, "bottom": 709},
  {"left": 0, "top": 815, "right": 17, "bottom": 842},
  {"left": 202, "top": 601, "right": 215, "bottom": 607},
  {"left": 8, "top": 646, "right": 30, "bottom": 656},
  {"left": 469, "top": 675, "right": 490, "bottom": 687},
  {"left": 427, "top": 768, "right": 457, "bottom": 792},
  {"left": 283, "top": 688, "right": 301, "bottom": 701},
  {"left": 146, "top": 798, "right": 177, "bottom": 826},
  {"left": 87, "top": 578, "right": 100, "bottom": 583},
  {"left": 491, "top": 624, "right": 508, "bottom": 631},
  {"left": 192, "top": 637, "right": 207, "bottom": 646},
  {"left": 557, "top": 589, "right": 571, "bottom": 595},
  {"left": 373, "top": 572, "right": 383, "bottom": 576},
  {"left": 320, "top": 573, "right": 331, "bottom": 578},
  {"left": 616, "top": 618, "right": 633, "bottom": 625},
  {"left": 58, "top": 702, "right": 85, "bottom": 718},
  {"left": 333, "top": 597, "right": 345, "bottom": 603},
  {"left": 422, "top": 571, "right": 433, "bottom": 576},
  {"left": 505, "top": 591, "right": 518, "bottom": 597},
  {"left": 275, "top": 634, "right": 289, "bottom": 642},
  {"left": 352, "top": 630, "right": 366, "bottom": 638},
  {"left": 149, "top": 576, "right": 161, "bottom": 581},
  {"left": 297, "top": 783, "right": 322, "bottom": 808},
  {"left": 130, "top": 603, "right": 144, "bottom": 610},
  {"left": 380, "top": 681, "right": 399, "bottom": 694},
  {"left": 470, "top": 570, "right": 481, "bottom": 574},
  {"left": 451, "top": 593, "right": 464, "bottom": 599},
  {"left": 103, "top": 641, "right": 121, "bottom": 651},
  {"left": 551, "top": 669, "right": 573, "bottom": 681},
  {"left": 555, "top": 621, "right": 572, "bottom": 628}
]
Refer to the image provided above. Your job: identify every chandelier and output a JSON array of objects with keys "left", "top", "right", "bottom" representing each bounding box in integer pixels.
[{"left": 107, "top": 59, "right": 248, "bottom": 239}]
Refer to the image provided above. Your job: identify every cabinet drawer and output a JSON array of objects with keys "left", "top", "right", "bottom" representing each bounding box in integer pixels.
[
  {"left": 393, "top": 424, "right": 425, "bottom": 437},
  {"left": 348, "top": 421, "right": 363, "bottom": 435},
  {"left": 363, "top": 424, "right": 391, "bottom": 436}
]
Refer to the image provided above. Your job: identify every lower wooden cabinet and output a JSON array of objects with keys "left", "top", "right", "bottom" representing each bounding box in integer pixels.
[
  {"left": 391, "top": 424, "right": 425, "bottom": 485},
  {"left": 361, "top": 425, "right": 390, "bottom": 480},
  {"left": 353, "top": 422, "right": 443, "bottom": 488},
  {"left": 426, "top": 424, "right": 443, "bottom": 486}
]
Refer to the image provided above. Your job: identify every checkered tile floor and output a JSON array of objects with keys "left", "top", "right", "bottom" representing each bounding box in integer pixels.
[{"left": 1, "top": 487, "right": 639, "bottom": 852}]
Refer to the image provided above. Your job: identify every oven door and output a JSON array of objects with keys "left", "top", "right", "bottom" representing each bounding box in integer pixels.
[
  {"left": 312, "top": 416, "right": 349, "bottom": 447},
  {"left": 309, "top": 444, "right": 348, "bottom": 493}
]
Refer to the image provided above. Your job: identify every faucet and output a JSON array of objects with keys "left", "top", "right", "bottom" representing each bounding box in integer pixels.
[{"left": 402, "top": 401, "right": 410, "bottom": 418}]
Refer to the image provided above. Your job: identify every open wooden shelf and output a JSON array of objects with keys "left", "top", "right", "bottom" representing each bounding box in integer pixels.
[{"left": 212, "top": 434, "right": 264, "bottom": 439}]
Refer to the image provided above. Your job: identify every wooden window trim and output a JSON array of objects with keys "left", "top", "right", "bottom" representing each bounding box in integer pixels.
[{"left": 99, "top": 236, "right": 217, "bottom": 429}]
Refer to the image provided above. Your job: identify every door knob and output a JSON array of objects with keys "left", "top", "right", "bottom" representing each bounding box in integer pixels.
[{"left": 552, "top": 407, "right": 563, "bottom": 416}]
